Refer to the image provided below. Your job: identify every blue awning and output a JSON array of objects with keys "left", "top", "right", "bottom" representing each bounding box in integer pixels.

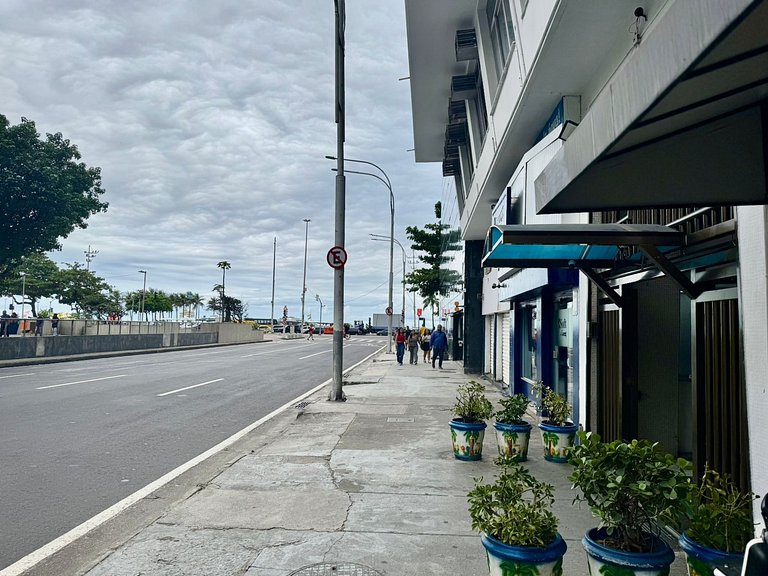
[{"left": 482, "top": 224, "right": 685, "bottom": 269}]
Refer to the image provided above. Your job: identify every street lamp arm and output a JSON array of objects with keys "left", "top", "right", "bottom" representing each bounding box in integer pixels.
[
  {"left": 332, "top": 168, "right": 394, "bottom": 212},
  {"left": 370, "top": 233, "right": 405, "bottom": 252},
  {"left": 326, "top": 156, "right": 391, "bottom": 190}
]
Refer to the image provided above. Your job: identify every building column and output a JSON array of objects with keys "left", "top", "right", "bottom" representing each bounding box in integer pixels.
[
  {"left": 463, "top": 240, "right": 484, "bottom": 374},
  {"left": 736, "top": 205, "right": 768, "bottom": 523}
]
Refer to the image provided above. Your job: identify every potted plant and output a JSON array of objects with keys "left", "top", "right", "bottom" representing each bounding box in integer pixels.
[
  {"left": 679, "top": 466, "right": 757, "bottom": 576},
  {"left": 534, "top": 382, "right": 578, "bottom": 463},
  {"left": 449, "top": 380, "right": 494, "bottom": 460},
  {"left": 468, "top": 455, "right": 567, "bottom": 575},
  {"left": 493, "top": 393, "right": 532, "bottom": 461},
  {"left": 569, "top": 431, "right": 693, "bottom": 575}
]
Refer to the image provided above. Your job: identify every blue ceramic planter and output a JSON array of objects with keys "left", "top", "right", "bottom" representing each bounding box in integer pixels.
[
  {"left": 449, "top": 419, "right": 486, "bottom": 460},
  {"left": 582, "top": 528, "right": 674, "bottom": 576},
  {"left": 679, "top": 532, "right": 744, "bottom": 576},
  {"left": 481, "top": 532, "right": 566, "bottom": 576},
  {"left": 494, "top": 421, "right": 532, "bottom": 461},
  {"left": 538, "top": 421, "right": 578, "bottom": 463}
]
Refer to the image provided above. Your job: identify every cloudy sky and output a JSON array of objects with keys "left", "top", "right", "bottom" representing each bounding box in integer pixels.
[{"left": 0, "top": 0, "right": 446, "bottom": 324}]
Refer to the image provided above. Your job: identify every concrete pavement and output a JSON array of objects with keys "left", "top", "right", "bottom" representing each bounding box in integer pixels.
[{"left": 26, "top": 350, "right": 689, "bottom": 575}]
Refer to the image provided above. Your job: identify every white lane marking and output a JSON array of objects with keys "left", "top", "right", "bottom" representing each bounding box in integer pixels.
[
  {"left": 157, "top": 378, "right": 224, "bottom": 397},
  {"left": 0, "top": 347, "right": 382, "bottom": 576},
  {"left": 299, "top": 349, "right": 332, "bottom": 360},
  {"left": 0, "top": 373, "right": 35, "bottom": 380},
  {"left": 36, "top": 375, "right": 127, "bottom": 390},
  {"left": 241, "top": 343, "right": 317, "bottom": 358}
]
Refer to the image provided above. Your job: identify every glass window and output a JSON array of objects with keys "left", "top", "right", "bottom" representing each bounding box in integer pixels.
[
  {"left": 520, "top": 304, "right": 538, "bottom": 381},
  {"left": 486, "top": 0, "right": 516, "bottom": 77}
]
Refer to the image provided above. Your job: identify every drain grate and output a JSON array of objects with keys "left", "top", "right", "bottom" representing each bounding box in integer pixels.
[
  {"left": 294, "top": 401, "right": 312, "bottom": 409},
  {"left": 288, "top": 563, "right": 383, "bottom": 576}
]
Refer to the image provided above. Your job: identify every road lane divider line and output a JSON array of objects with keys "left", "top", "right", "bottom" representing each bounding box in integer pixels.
[
  {"left": 36, "top": 375, "right": 127, "bottom": 390},
  {"left": 0, "top": 373, "right": 35, "bottom": 380},
  {"left": 241, "top": 343, "right": 317, "bottom": 357},
  {"left": 157, "top": 378, "right": 224, "bottom": 397},
  {"left": 299, "top": 350, "right": 333, "bottom": 360},
  {"left": 0, "top": 346, "right": 383, "bottom": 576}
]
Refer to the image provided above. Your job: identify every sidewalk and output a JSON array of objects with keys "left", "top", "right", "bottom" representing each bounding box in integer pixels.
[{"left": 67, "top": 351, "right": 687, "bottom": 575}]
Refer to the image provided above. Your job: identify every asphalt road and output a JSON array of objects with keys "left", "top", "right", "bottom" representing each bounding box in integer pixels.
[{"left": 0, "top": 335, "right": 385, "bottom": 570}]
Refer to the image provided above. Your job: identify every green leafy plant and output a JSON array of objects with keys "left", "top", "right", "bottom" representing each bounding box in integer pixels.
[
  {"left": 686, "top": 466, "right": 756, "bottom": 553},
  {"left": 494, "top": 393, "right": 530, "bottom": 425},
  {"left": 453, "top": 380, "right": 493, "bottom": 423},
  {"left": 569, "top": 431, "right": 693, "bottom": 553},
  {"left": 468, "top": 455, "right": 558, "bottom": 548},
  {"left": 532, "top": 382, "right": 571, "bottom": 426}
]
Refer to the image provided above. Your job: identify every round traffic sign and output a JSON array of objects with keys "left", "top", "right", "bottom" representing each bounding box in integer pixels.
[
  {"left": 385, "top": 306, "right": 393, "bottom": 316},
  {"left": 327, "top": 246, "right": 348, "bottom": 269}
]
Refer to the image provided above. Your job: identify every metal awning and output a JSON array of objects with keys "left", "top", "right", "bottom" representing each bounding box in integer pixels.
[
  {"left": 534, "top": 1, "right": 768, "bottom": 213},
  {"left": 482, "top": 223, "right": 692, "bottom": 306}
]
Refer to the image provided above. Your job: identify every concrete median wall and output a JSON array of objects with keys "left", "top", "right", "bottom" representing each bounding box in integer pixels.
[{"left": 0, "top": 322, "right": 263, "bottom": 363}]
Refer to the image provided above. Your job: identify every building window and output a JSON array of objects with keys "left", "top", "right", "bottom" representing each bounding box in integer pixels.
[
  {"left": 470, "top": 69, "right": 488, "bottom": 145},
  {"left": 486, "top": 0, "right": 516, "bottom": 77},
  {"left": 521, "top": 304, "right": 538, "bottom": 381}
]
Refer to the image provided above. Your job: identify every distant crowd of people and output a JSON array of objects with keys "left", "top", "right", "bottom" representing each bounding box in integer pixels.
[
  {"left": 393, "top": 324, "right": 448, "bottom": 368},
  {"left": 1, "top": 311, "right": 59, "bottom": 337}
]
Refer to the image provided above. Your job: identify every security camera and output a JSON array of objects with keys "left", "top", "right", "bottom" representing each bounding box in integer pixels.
[{"left": 634, "top": 7, "right": 647, "bottom": 18}]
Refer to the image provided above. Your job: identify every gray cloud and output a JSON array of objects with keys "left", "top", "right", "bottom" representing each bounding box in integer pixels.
[{"left": 1, "top": 0, "right": 444, "bottom": 324}]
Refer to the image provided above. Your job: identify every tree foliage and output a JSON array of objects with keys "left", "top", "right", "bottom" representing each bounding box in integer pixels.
[
  {"left": 0, "top": 252, "right": 60, "bottom": 315},
  {"left": 0, "top": 115, "right": 108, "bottom": 276},
  {"left": 404, "top": 201, "right": 462, "bottom": 317}
]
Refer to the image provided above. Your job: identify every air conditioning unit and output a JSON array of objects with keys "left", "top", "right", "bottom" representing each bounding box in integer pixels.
[
  {"left": 451, "top": 74, "right": 476, "bottom": 100},
  {"left": 455, "top": 29, "right": 478, "bottom": 62},
  {"left": 442, "top": 158, "right": 460, "bottom": 177},
  {"left": 448, "top": 99, "right": 467, "bottom": 122}
]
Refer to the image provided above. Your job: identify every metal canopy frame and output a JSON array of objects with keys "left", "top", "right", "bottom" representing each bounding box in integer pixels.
[{"left": 482, "top": 224, "right": 704, "bottom": 307}]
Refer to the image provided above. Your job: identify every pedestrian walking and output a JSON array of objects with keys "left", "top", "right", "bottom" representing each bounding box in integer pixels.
[
  {"left": 430, "top": 324, "right": 448, "bottom": 369},
  {"left": 35, "top": 314, "right": 44, "bottom": 336},
  {"left": 407, "top": 330, "right": 420, "bottom": 364},
  {"left": 421, "top": 328, "right": 431, "bottom": 363},
  {"left": 394, "top": 328, "right": 406, "bottom": 365},
  {"left": 51, "top": 313, "right": 59, "bottom": 336},
  {"left": 307, "top": 324, "right": 315, "bottom": 341},
  {"left": 0, "top": 310, "right": 8, "bottom": 337}
]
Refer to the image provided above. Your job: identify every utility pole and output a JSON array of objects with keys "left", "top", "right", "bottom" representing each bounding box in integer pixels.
[
  {"left": 138, "top": 270, "right": 147, "bottom": 320},
  {"left": 271, "top": 237, "right": 276, "bottom": 330},
  {"left": 84, "top": 245, "right": 99, "bottom": 272},
  {"left": 329, "top": 0, "right": 346, "bottom": 401},
  {"left": 301, "top": 219, "right": 311, "bottom": 333}
]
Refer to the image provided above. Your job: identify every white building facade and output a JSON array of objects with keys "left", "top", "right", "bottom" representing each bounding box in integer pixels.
[{"left": 405, "top": 0, "right": 768, "bottom": 523}]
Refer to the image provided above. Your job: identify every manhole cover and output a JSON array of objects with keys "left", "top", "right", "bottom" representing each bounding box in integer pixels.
[{"left": 288, "top": 563, "right": 383, "bottom": 576}]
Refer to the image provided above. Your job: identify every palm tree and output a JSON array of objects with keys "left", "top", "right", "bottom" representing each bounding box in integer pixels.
[
  {"left": 217, "top": 261, "right": 231, "bottom": 322},
  {"left": 190, "top": 292, "right": 203, "bottom": 319}
]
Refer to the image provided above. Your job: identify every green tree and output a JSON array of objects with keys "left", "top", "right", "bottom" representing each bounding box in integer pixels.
[
  {"left": 207, "top": 293, "right": 244, "bottom": 322},
  {"left": 56, "top": 264, "right": 115, "bottom": 318},
  {"left": 0, "top": 115, "right": 108, "bottom": 276},
  {"left": 404, "top": 201, "right": 462, "bottom": 325},
  {"left": 143, "top": 289, "right": 173, "bottom": 320},
  {"left": 0, "top": 252, "right": 60, "bottom": 315}
]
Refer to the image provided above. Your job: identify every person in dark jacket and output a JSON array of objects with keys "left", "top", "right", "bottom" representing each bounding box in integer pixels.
[{"left": 429, "top": 324, "right": 448, "bottom": 369}]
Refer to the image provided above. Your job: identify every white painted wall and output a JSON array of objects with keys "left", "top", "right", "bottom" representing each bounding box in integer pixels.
[{"left": 736, "top": 205, "right": 768, "bottom": 530}]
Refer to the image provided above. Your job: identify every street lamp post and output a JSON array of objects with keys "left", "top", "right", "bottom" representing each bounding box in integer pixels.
[
  {"left": 315, "top": 294, "right": 325, "bottom": 330},
  {"left": 301, "top": 219, "right": 311, "bottom": 333},
  {"left": 20, "top": 272, "right": 27, "bottom": 337},
  {"left": 138, "top": 270, "right": 147, "bottom": 320},
  {"left": 271, "top": 237, "right": 277, "bottom": 330},
  {"left": 371, "top": 234, "right": 407, "bottom": 331},
  {"left": 327, "top": 156, "right": 394, "bottom": 352}
]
